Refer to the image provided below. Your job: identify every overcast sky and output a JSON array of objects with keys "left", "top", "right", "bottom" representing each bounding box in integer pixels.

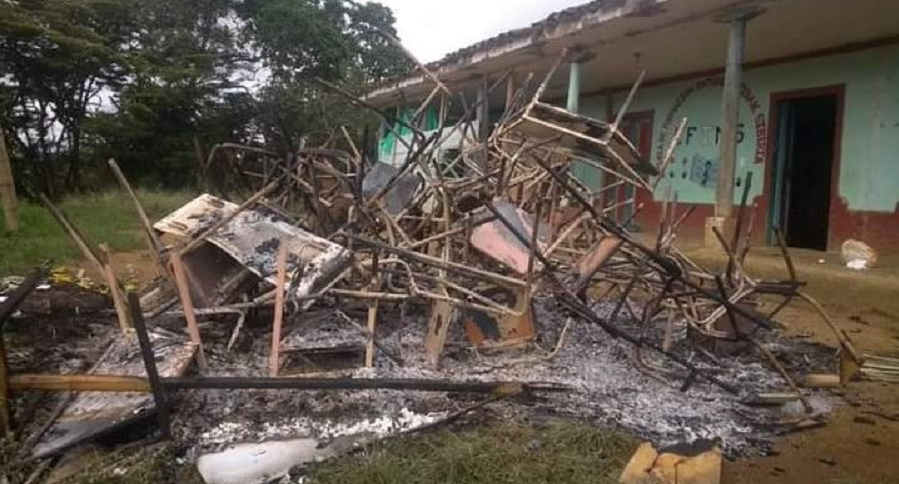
[{"left": 374, "top": 0, "right": 589, "bottom": 63}]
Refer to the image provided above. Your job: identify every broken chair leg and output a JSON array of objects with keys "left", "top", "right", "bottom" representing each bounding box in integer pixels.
[
  {"left": 98, "top": 243, "right": 133, "bottom": 334},
  {"left": 170, "top": 253, "right": 208, "bottom": 371},
  {"left": 269, "top": 244, "right": 289, "bottom": 377},
  {"left": 0, "top": 333, "right": 11, "bottom": 438}
]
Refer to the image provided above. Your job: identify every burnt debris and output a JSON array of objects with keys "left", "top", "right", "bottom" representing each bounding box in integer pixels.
[{"left": 0, "top": 49, "right": 869, "bottom": 481}]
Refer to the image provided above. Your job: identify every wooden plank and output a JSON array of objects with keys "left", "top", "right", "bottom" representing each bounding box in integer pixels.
[
  {"left": 98, "top": 243, "right": 133, "bottom": 333},
  {"left": 0, "top": 334, "right": 11, "bottom": 437},
  {"left": 170, "top": 253, "right": 208, "bottom": 370},
  {"left": 365, "top": 301, "right": 379, "bottom": 368},
  {"left": 269, "top": 244, "right": 288, "bottom": 377},
  {"left": 9, "top": 374, "right": 150, "bottom": 393},
  {"left": 364, "top": 252, "right": 380, "bottom": 368},
  {"left": 107, "top": 159, "right": 167, "bottom": 279},
  {"left": 425, "top": 300, "right": 453, "bottom": 368}
]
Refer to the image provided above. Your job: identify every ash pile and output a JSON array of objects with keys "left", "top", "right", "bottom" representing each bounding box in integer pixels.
[{"left": 0, "top": 50, "right": 869, "bottom": 482}]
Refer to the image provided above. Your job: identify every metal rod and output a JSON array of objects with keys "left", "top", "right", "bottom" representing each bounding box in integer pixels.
[
  {"left": 127, "top": 292, "right": 171, "bottom": 440},
  {"left": 162, "top": 377, "right": 566, "bottom": 395}
]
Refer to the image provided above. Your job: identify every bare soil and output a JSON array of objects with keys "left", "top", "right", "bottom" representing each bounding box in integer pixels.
[{"left": 723, "top": 302, "right": 899, "bottom": 484}]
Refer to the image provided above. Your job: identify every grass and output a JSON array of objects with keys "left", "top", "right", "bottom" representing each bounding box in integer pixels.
[
  {"left": 305, "top": 421, "right": 637, "bottom": 484},
  {"left": 0, "top": 421, "right": 634, "bottom": 484},
  {"left": 0, "top": 190, "right": 194, "bottom": 276}
]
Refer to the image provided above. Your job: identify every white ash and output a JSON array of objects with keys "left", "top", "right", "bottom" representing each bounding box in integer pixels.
[
  {"left": 172, "top": 295, "right": 837, "bottom": 459},
  {"left": 200, "top": 407, "right": 443, "bottom": 446},
  {"left": 356, "top": 296, "right": 836, "bottom": 455}
]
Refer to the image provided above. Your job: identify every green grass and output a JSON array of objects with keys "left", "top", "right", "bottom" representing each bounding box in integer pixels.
[
  {"left": 0, "top": 190, "right": 194, "bottom": 275},
  {"left": 0, "top": 422, "right": 632, "bottom": 484},
  {"left": 306, "top": 421, "right": 637, "bottom": 484}
]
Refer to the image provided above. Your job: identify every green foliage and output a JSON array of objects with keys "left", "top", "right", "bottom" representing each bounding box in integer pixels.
[
  {"left": 0, "top": 0, "right": 136, "bottom": 194},
  {"left": 0, "top": 189, "right": 193, "bottom": 275},
  {"left": 307, "top": 421, "right": 637, "bottom": 484},
  {"left": 0, "top": 0, "right": 412, "bottom": 195},
  {"left": 252, "top": 0, "right": 351, "bottom": 83}
]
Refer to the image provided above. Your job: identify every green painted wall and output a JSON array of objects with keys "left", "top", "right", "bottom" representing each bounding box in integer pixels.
[{"left": 581, "top": 43, "right": 899, "bottom": 213}]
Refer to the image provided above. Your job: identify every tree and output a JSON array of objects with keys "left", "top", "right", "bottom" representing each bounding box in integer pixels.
[
  {"left": 0, "top": 0, "right": 412, "bottom": 193},
  {"left": 243, "top": 0, "right": 412, "bottom": 153},
  {"left": 0, "top": 0, "right": 135, "bottom": 195},
  {"left": 84, "top": 0, "right": 252, "bottom": 187}
]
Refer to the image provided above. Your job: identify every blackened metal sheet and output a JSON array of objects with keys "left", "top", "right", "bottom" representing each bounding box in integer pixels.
[
  {"left": 32, "top": 332, "right": 197, "bottom": 459},
  {"left": 361, "top": 162, "right": 422, "bottom": 215},
  {"left": 154, "top": 194, "right": 351, "bottom": 300}
]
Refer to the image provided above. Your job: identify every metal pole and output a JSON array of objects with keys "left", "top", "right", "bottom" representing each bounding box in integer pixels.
[
  {"left": 715, "top": 15, "right": 748, "bottom": 219},
  {"left": 162, "top": 377, "right": 566, "bottom": 395},
  {"left": 127, "top": 292, "right": 171, "bottom": 440}
]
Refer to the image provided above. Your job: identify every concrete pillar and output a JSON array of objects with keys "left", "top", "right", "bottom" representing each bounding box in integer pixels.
[
  {"left": 715, "top": 16, "right": 747, "bottom": 219},
  {"left": 477, "top": 75, "right": 489, "bottom": 141},
  {"left": 505, "top": 73, "right": 516, "bottom": 111},
  {"left": 708, "top": 10, "right": 758, "bottom": 247},
  {"left": 566, "top": 60, "right": 581, "bottom": 114}
]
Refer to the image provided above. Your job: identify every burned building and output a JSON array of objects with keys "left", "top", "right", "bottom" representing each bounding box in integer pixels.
[{"left": 365, "top": 0, "right": 899, "bottom": 253}]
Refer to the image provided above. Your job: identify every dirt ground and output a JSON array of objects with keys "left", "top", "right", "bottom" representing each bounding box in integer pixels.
[
  {"left": 723, "top": 302, "right": 899, "bottom": 484},
  {"left": 679, "top": 246, "right": 899, "bottom": 481}
]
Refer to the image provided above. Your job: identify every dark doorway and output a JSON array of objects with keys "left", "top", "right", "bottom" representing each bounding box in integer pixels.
[{"left": 769, "top": 91, "right": 840, "bottom": 250}]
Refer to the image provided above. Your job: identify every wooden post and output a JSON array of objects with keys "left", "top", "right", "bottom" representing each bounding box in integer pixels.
[
  {"left": 0, "top": 127, "right": 19, "bottom": 233},
  {"left": 365, "top": 251, "right": 380, "bottom": 368},
  {"left": 108, "top": 159, "right": 164, "bottom": 255},
  {"left": 268, "top": 244, "right": 289, "bottom": 377},
  {"left": 192, "top": 136, "right": 206, "bottom": 189},
  {"left": 505, "top": 73, "right": 516, "bottom": 112},
  {"left": 566, "top": 59, "right": 581, "bottom": 114},
  {"left": 0, "top": 332, "right": 11, "bottom": 438},
  {"left": 170, "top": 253, "right": 208, "bottom": 370},
  {"left": 98, "top": 243, "right": 133, "bottom": 333},
  {"left": 477, "top": 75, "right": 490, "bottom": 142}
]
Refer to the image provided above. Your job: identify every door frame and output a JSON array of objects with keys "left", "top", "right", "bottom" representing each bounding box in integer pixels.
[
  {"left": 764, "top": 84, "right": 845, "bottom": 248},
  {"left": 616, "top": 110, "right": 655, "bottom": 224}
]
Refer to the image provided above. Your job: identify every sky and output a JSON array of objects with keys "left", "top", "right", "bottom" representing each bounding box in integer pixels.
[{"left": 374, "top": 0, "right": 589, "bottom": 63}]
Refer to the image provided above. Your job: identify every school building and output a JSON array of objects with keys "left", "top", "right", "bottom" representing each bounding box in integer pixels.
[{"left": 365, "top": 0, "right": 899, "bottom": 253}]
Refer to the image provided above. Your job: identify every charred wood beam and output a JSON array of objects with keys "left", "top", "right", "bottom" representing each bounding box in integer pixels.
[
  {"left": 9, "top": 375, "right": 567, "bottom": 396},
  {"left": 727, "top": 171, "right": 753, "bottom": 282},
  {"left": 162, "top": 377, "right": 566, "bottom": 395},
  {"left": 128, "top": 292, "right": 171, "bottom": 439}
]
